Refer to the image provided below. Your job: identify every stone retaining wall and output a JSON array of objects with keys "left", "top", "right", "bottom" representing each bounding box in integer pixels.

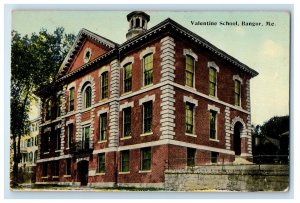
[{"left": 164, "top": 165, "right": 289, "bottom": 191}]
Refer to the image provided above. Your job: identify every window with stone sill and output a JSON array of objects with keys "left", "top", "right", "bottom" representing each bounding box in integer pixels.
[
  {"left": 67, "top": 124, "right": 73, "bottom": 148},
  {"left": 123, "top": 107, "right": 132, "bottom": 138},
  {"left": 121, "top": 150, "right": 130, "bottom": 172},
  {"left": 209, "top": 67, "right": 217, "bottom": 96},
  {"left": 185, "top": 55, "right": 195, "bottom": 88},
  {"left": 97, "top": 153, "right": 105, "bottom": 173},
  {"left": 140, "top": 147, "right": 151, "bottom": 171},
  {"left": 187, "top": 148, "right": 196, "bottom": 167},
  {"left": 143, "top": 101, "right": 152, "bottom": 134},
  {"left": 69, "top": 87, "right": 75, "bottom": 112},
  {"left": 124, "top": 63, "right": 132, "bottom": 93},
  {"left": 83, "top": 85, "right": 92, "bottom": 109},
  {"left": 143, "top": 53, "right": 153, "bottom": 86},
  {"left": 101, "top": 72, "right": 108, "bottom": 99},
  {"left": 99, "top": 113, "right": 107, "bottom": 141},
  {"left": 185, "top": 102, "right": 194, "bottom": 134},
  {"left": 234, "top": 80, "right": 241, "bottom": 106},
  {"left": 52, "top": 160, "right": 59, "bottom": 176},
  {"left": 65, "top": 158, "right": 71, "bottom": 175},
  {"left": 42, "top": 162, "right": 48, "bottom": 177},
  {"left": 209, "top": 110, "right": 217, "bottom": 140}
]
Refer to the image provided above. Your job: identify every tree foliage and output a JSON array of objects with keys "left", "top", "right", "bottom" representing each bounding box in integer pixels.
[
  {"left": 10, "top": 27, "right": 75, "bottom": 187},
  {"left": 252, "top": 115, "right": 289, "bottom": 164}
]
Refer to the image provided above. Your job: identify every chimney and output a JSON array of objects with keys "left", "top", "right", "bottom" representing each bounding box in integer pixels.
[{"left": 126, "top": 11, "right": 150, "bottom": 40}]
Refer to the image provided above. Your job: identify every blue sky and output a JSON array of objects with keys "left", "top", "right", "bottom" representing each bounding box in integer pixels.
[{"left": 12, "top": 11, "right": 290, "bottom": 125}]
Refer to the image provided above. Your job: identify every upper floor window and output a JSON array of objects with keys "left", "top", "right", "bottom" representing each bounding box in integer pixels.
[
  {"left": 185, "top": 55, "right": 195, "bottom": 87},
  {"left": 46, "top": 100, "right": 52, "bottom": 120},
  {"left": 99, "top": 113, "right": 107, "bottom": 141},
  {"left": 57, "top": 94, "right": 62, "bottom": 117},
  {"left": 143, "top": 101, "right": 152, "bottom": 133},
  {"left": 209, "top": 67, "right": 217, "bottom": 96},
  {"left": 123, "top": 107, "right": 131, "bottom": 137},
  {"left": 234, "top": 80, "right": 241, "bottom": 106},
  {"left": 143, "top": 54, "right": 153, "bottom": 86},
  {"left": 124, "top": 63, "right": 132, "bottom": 93},
  {"left": 55, "top": 128, "right": 61, "bottom": 150},
  {"left": 67, "top": 124, "right": 73, "bottom": 149},
  {"left": 69, "top": 87, "right": 75, "bottom": 112},
  {"left": 83, "top": 85, "right": 92, "bottom": 108},
  {"left": 185, "top": 102, "right": 194, "bottom": 134},
  {"left": 101, "top": 72, "right": 108, "bottom": 99},
  {"left": 209, "top": 110, "right": 217, "bottom": 140}
]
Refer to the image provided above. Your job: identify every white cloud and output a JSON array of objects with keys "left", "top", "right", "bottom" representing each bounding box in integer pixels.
[{"left": 260, "top": 39, "right": 282, "bottom": 58}]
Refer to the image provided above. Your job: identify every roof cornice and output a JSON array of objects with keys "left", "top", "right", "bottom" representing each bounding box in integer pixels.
[{"left": 120, "top": 18, "right": 258, "bottom": 77}]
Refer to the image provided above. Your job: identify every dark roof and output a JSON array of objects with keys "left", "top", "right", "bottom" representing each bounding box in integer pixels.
[
  {"left": 57, "top": 15, "right": 258, "bottom": 83},
  {"left": 127, "top": 11, "right": 150, "bottom": 21},
  {"left": 121, "top": 18, "right": 259, "bottom": 77}
]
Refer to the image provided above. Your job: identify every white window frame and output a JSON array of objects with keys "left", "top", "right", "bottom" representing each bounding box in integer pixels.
[{"left": 207, "top": 104, "right": 220, "bottom": 141}]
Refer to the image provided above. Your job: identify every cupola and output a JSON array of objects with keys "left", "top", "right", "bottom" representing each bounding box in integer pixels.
[{"left": 126, "top": 11, "right": 150, "bottom": 40}]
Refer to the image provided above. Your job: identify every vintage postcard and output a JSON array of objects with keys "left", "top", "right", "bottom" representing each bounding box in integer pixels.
[{"left": 10, "top": 10, "right": 290, "bottom": 192}]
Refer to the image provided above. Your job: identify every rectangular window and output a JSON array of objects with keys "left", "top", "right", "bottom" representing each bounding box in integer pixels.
[
  {"left": 100, "top": 113, "right": 107, "bottom": 141},
  {"left": 141, "top": 147, "right": 151, "bottom": 171},
  {"left": 42, "top": 162, "right": 48, "bottom": 177},
  {"left": 209, "top": 68, "right": 217, "bottom": 96},
  {"left": 143, "top": 54, "right": 153, "bottom": 86},
  {"left": 211, "top": 152, "right": 219, "bottom": 164},
  {"left": 101, "top": 72, "right": 108, "bottom": 99},
  {"left": 43, "top": 132, "right": 50, "bottom": 152},
  {"left": 97, "top": 153, "right": 105, "bottom": 173},
  {"left": 124, "top": 63, "right": 132, "bottom": 93},
  {"left": 187, "top": 148, "right": 196, "bottom": 167},
  {"left": 69, "top": 87, "right": 75, "bottom": 111},
  {"left": 82, "top": 126, "right": 90, "bottom": 150},
  {"left": 57, "top": 95, "right": 62, "bottom": 117},
  {"left": 56, "top": 128, "right": 61, "bottom": 150},
  {"left": 209, "top": 110, "right": 217, "bottom": 139},
  {"left": 123, "top": 108, "right": 131, "bottom": 137},
  {"left": 52, "top": 160, "right": 59, "bottom": 176},
  {"left": 143, "top": 101, "right": 152, "bottom": 133},
  {"left": 65, "top": 158, "right": 71, "bottom": 175},
  {"left": 185, "top": 55, "right": 195, "bottom": 87},
  {"left": 234, "top": 80, "right": 241, "bottom": 106},
  {"left": 185, "top": 102, "right": 194, "bottom": 134},
  {"left": 46, "top": 100, "right": 52, "bottom": 120},
  {"left": 120, "top": 150, "right": 130, "bottom": 172},
  {"left": 67, "top": 124, "right": 73, "bottom": 148}
]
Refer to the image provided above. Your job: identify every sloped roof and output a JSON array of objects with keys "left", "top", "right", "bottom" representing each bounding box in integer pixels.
[
  {"left": 57, "top": 28, "right": 119, "bottom": 78},
  {"left": 120, "top": 18, "right": 258, "bottom": 77},
  {"left": 56, "top": 16, "right": 258, "bottom": 83}
]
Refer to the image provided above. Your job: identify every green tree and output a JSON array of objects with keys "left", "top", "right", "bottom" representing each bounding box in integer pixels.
[
  {"left": 252, "top": 115, "right": 289, "bottom": 164},
  {"left": 10, "top": 28, "right": 75, "bottom": 187}
]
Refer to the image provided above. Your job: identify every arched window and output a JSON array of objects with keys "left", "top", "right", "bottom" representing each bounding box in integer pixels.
[{"left": 83, "top": 85, "right": 92, "bottom": 108}]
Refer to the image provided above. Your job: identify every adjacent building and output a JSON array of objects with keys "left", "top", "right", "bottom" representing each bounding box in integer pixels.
[{"left": 36, "top": 11, "right": 258, "bottom": 188}]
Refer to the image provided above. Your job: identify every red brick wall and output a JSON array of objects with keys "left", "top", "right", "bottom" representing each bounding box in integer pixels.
[
  {"left": 68, "top": 39, "right": 109, "bottom": 73},
  {"left": 173, "top": 39, "right": 250, "bottom": 109}
]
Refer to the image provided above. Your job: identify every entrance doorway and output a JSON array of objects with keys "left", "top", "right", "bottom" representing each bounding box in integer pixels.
[
  {"left": 233, "top": 122, "right": 243, "bottom": 155},
  {"left": 77, "top": 160, "right": 89, "bottom": 186}
]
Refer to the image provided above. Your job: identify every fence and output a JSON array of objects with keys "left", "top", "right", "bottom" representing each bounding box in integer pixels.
[{"left": 166, "top": 155, "right": 289, "bottom": 170}]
